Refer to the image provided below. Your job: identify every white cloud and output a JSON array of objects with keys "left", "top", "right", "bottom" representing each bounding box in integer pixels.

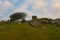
[
  {"left": 51, "top": 3, "right": 60, "bottom": 8},
  {"left": 0, "top": 15, "right": 9, "bottom": 21},
  {"left": 13, "top": 0, "right": 34, "bottom": 20},
  {"left": 14, "top": 0, "right": 48, "bottom": 19},
  {"left": 0, "top": 0, "right": 60, "bottom": 20},
  {"left": 0, "top": 0, "right": 13, "bottom": 13},
  {"left": 4, "top": 1, "right": 12, "bottom": 8},
  {"left": 51, "top": 0, "right": 60, "bottom": 8},
  {"left": 40, "top": 8, "right": 54, "bottom": 18},
  {"left": 0, "top": 0, "right": 13, "bottom": 20},
  {"left": 0, "top": 0, "right": 6, "bottom": 14},
  {"left": 32, "top": 0, "right": 47, "bottom": 10},
  {"left": 14, "top": 0, "right": 60, "bottom": 19},
  {"left": 51, "top": 0, "right": 60, "bottom": 18}
]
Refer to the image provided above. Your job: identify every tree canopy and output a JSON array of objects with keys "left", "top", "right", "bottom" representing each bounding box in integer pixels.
[{"left": 9, "top": 12, "right": 26, "bottom": 22}]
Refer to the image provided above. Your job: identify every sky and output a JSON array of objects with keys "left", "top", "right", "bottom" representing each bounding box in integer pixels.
[{"left": 0, "top": 0, "right": 60, "bottom": 20}]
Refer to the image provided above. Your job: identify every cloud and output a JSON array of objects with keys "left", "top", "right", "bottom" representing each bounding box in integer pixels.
[
  {"left": 0, "top": 0, "right": 13, "bottom": 20},
  {"left": 0, "top": 0, "right": 6, "bottom": 14},
  {"left": 13, "top": 0, "right": 49, "bottom": 19},
  {"left": 51, "top": 0, "right": 60, "bottom": 8},
  {"left": 32, "top": 0, "right": 47, "bottom": 10},
  {"left": 51, "top": 0, "right": 60, "bottom": 18},
  {"left": 0, "top": 0, "right": 60, "bottom": 20},
  {"left": 0, "top": 0, "right": 13, "bottom": 13},
  {"left": 4, "top": 1, "right": 13, "bottom": 8},
  {"left": 14, "top": 0, "right": 60, "bottom": 19},
  {"left": 52, "top": 3, "right": 60, "bottom": 8},
  {"left": 0, "top": 15, "right": 9, "bottom": 21},
  {"left": 40, "top": 8, "right": 54, "bottom": 18}
]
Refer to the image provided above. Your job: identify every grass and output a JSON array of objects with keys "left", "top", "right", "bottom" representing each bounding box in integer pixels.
[{"left": 0, "top": 22, "right": 60, "bottom": 40}]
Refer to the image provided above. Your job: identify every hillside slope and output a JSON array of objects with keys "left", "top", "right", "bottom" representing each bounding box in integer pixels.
[{"left": 0, "top": 22, "right": 60, "bottom": 40}]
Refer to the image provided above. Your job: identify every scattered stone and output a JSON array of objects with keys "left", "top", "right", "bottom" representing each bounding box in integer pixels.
[
  {"left": 29, "top": 21, "right": 38, "bottom": 27},
  {"left": 28, "top": 20, "right": 42, "bottom": 27},
  {"left": 55, "top": 22, "right": 60, "bottom": 27},
  {"left": 40, "top": 20, "right": 49, "bottom": 24}
]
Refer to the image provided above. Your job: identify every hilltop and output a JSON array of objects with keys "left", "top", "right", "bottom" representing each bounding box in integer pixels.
[{"left": 0, "top": 22, "right": 60, "bottom": 40}]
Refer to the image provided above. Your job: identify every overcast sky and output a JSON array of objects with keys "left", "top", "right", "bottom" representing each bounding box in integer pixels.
[{"left": 0, "top": 0, "right": 60, "bottom": 20}]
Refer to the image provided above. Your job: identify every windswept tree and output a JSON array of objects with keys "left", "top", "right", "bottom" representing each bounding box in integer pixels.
[{"left": 9, "top": 12, "right": 26, "bottom": 23}]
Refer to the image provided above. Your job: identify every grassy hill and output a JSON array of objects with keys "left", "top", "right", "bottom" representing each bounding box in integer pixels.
[{"left": 0, "top": 22, "right": 60, "bottom": 40}]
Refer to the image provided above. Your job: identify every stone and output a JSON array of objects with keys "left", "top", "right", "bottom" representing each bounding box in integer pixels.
[{"left": 29, "top": 21, "right": 40, "bottom": 27}]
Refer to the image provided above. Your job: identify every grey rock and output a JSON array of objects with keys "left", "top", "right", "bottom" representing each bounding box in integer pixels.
[{"left": 29, "top": 21, "right": 41, "bottom": 27}]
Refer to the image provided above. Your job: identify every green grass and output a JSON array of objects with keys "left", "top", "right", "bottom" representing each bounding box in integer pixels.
[{"left": 0, "top": 22, "right": 60, "bottom": 40}]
